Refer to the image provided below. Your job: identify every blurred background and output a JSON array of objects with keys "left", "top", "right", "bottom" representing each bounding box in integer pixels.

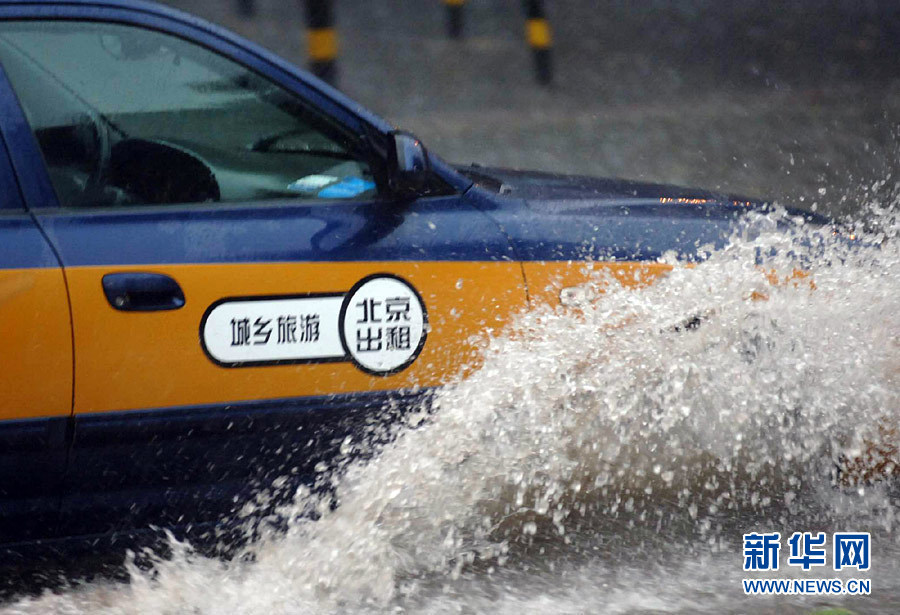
[{"left": 161, "top": 0, "right": 900, "bottom": 218}]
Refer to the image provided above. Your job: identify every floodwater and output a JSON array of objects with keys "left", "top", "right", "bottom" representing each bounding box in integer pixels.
[
  {"left": 2, "top": 2, "right": 898, "bottom": 611},
  {"left": 3, "top": 205, "right": 899, "bottom": 613}
]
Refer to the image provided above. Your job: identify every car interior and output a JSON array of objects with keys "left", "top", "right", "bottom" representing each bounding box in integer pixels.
[{"left": 0, "top": 21, "right": 379, "bottom": 208}]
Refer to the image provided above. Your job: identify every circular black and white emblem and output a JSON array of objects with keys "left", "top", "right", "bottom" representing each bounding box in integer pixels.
[{"left": 339, "top": 274, "right": 428, "bottom": 376}]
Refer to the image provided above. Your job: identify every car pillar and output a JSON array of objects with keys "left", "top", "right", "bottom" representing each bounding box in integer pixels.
[
  {"left": 523, "top": 0, "right": 553, "bottom": 85},
  {"left": 444, "top": 0, "right": 465, "bottom": 39},
  {"left": 304, "top": 0, "right": 338, "bottom": 85}
]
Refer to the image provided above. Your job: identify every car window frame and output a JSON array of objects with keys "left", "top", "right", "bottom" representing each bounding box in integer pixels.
[
  {"left": 0, "top": 85, "right": 25, "bottom": 212},
  {"left": 0, "top": 4, "right": 447, "bottom": 213}
]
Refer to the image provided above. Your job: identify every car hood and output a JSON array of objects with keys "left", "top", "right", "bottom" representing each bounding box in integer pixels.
[
  {"left": 456, "top": 165, "right": 737, "bottom": 202},
  {"left": 457, "top": 165, "right": 831, "bottom": 263}
]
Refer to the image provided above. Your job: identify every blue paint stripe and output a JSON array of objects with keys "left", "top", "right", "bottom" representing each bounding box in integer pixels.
[
  {"left": 35, "top": 194, "right": 521, "bottom": 266},
  {"left": 55, "top": 387, "right": 436, "bottom": 539},
  {"left": 0, "top": 215, "right": 61, "bottom": 268},
  {"left": 71, "top": 386, "right": 435, "bottom": 440},
  {"left": 2, "top": 388, "right": 436, "bottom": 544},
  {"left": 0, "top": 416, "right": 68, "bottom": 543},
  {"left": 32, "top": 193, "right": 764, "bottom": 267},
  {"left": 32, "top": 192, "right": 763, "bottom": 267}
]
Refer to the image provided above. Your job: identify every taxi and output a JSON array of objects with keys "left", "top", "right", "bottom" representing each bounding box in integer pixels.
[{"left": 0, "top": 0, "right": 819, "bottom": 549}]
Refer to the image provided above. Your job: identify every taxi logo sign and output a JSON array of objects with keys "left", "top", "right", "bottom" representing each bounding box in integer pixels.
[
  {"left": 200, "top": 274, "right": 427, "bottom": 376},
  {"left": 340, "top": 274, "right": 428, "bottom": 376}
]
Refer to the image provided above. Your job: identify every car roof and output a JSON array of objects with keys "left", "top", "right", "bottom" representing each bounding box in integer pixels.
[
  {"left": 0, "top": 0, "right": 293, "bottom": 59},
  {"left": 0, "top": 0, "right": 196, "bottom": 21},
  {"left": 0, "top": 0, "right": 200, "bottom": 18}
]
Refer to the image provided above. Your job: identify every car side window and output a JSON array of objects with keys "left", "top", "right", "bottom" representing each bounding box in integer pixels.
[{"left": 0, "top": 21, "right": 377, "bottom": 208}]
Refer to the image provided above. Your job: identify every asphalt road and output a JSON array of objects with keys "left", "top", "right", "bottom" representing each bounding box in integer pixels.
[{"left": 163, "top": 0, "right": 900, "bottom": 218}]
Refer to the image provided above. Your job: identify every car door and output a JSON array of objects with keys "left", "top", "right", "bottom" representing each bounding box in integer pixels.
[
  {"left": 0, "top": 96, "right": 72, "bottom": 545},
  {"left": 0, "top": 12, "right": 527, "bottom": 538}
]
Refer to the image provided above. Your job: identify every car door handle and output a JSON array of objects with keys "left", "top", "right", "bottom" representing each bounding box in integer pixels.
[{"left": 102, "top": 273, "right": 185, "bottom": 312}]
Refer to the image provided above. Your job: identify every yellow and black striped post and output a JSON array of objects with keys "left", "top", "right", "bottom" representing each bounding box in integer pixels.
[
  {"left": 305, "top": 0, "right": 338, "bottom": 85},
  {"left": 523, "top": 0, "right": 553, "bottom": 85},
  {"left": 444, "top": 0, "right": 465, "bottom": 39}
]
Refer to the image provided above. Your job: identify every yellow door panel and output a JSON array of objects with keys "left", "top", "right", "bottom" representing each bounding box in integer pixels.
[
  {"left": 523, "top": 261, "right": 675, "bottom": 308},
  {"left": 0, "top": 268, "right": 72, "bottom": 420},
  {"left": 67, "top": 261, "right": 527, "bottom": 414}
]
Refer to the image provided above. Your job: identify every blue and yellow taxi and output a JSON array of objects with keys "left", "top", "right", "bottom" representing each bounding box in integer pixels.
[{"left": 0, "top": 0, "right": 816, "bottom": 550}]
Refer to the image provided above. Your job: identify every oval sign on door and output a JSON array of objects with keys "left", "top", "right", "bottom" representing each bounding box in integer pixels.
[{"left": 200, "top": 274, "right": 427, "bottom": 376}]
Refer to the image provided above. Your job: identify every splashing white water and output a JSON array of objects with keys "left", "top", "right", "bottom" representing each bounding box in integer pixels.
[{"left": 5, "top": 205, "right": 900, "bottom": 614}]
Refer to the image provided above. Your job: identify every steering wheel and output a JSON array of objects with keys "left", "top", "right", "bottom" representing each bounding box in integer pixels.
[{"left": 76, "top": 109, "right": 112, "bottom": 204}]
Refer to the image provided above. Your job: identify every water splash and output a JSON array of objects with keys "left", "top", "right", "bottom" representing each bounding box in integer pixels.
[{"left": 5, "top": 204, "right": 899, "bottom": 614}]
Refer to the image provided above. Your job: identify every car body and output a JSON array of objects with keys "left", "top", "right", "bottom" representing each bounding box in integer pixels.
[{"left": 0, "top": 0, "right": 819, "bottom": 553}]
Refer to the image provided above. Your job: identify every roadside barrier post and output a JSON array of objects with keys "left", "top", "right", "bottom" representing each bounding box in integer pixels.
[
  {"left": 237, "top": 0, "right": 255, "bottom": 18},
  {"left": 523, "top": 0, "right": 553, "bottom": 85},
  {"left": 305, "top": 0, "right": 338, "bottom": 85},
  {"left": 444, "top": 0, "right": 465, "bottom": 39}
]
